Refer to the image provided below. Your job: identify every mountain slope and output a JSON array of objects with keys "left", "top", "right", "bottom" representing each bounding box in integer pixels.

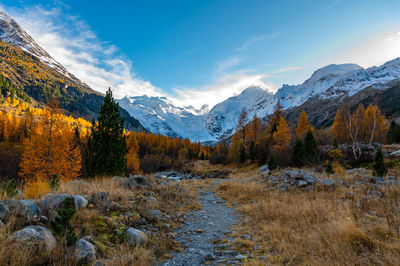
[{"left": 0, "top": 11, "right": 144, "bottom": 131}]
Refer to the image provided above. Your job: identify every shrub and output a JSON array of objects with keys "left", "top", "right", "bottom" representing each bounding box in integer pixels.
[
  {"left": 50, "top": 197, "right": 77, "bottom": 246},
  {"left": 24, "top": 180, "right": 50, "bottom": 199},
  {"left": 267, "top": 155, "right": 277, "bottom": 171},
  {"left": 372, "top": 148, "right": 387, "bottom": 177},
  {"left": 324, "top": 160, "right": 334, "bottom": 175},
  {"left": 291, "top": 139, "right": 306, "bottom": 167},
  {"left": 1, "top": 178, "right": 18, "bottom": 198}
]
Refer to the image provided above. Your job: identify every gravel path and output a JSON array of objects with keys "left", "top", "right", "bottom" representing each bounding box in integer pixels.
[{"left": 161, "top": 181, "right": 242, "bottom": 265}]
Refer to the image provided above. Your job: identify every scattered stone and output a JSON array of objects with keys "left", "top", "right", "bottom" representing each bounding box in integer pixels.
[
  {"left": 82, "top": 235, "right": 95, "bottom": 244},
  {"left": 12, "top": 225, "right": 56, "bottom": 252},
  {"left": 0, "top": 202, "right": 10, "bottom": 222},
  {"left": 75, "top": 239, "right": 96, "bottom": 264},
  {"left": 147, "top": 209, "right": 162, "bottom": 222},
  {"left": 122, "top": 175, "right": 149, "bottom": 189},
  {"left": 1, "top": 199, "right": 40, "bottom": 221},
  {"left": 73, "top": 195, "right": 89, "bottom": 209},
  {"left": 93, "top": 192, "right": 122, "bottom": 211},
  {"left": 317, "top": 178, "right": 335, "bottom": 187},
  {"left": 203, "top": 253, "right": 216, "bottom": 261},
  {"left": 126, "top": 228, "right": 148, "bottom": 247},
  {"left": 259, "top": 165, "right": 269, "bottom": 174},
  {"left": 111, "top": 176, "right": 125, "bottom": 185}
]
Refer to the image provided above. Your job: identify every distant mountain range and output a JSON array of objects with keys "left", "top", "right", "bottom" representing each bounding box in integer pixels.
[
  {"left": 120, "top": 59, "right": 400, "bottom": 143},
  {"left": 1, "top": 10, "right": 399, "bottom": 142}
]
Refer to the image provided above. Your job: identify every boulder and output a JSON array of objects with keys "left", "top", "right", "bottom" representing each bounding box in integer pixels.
[
  {"left": 259, "top": 165, "right": 269, "bottom": 174},
  {"left": 0, "top": 202, "right": 10, "bottom": 222},
  {"left": 12, "top": 225, "right": 56, "bottom": 252},
  {"left": 75, "top": 239, "right": 96, "bottom": 264},
  {"left": 317, "top": 178, "right": 335, "bottom": 187},
  {"left": 73, "top": 195, "right": 88, "bottom": 209},
  {"left": 1, "top": 199, "right": 40, "bottom": 221},
  {"left": 147, "top": 209, "right": 162, "bottom": 222},
  {"left": 40, "top": 193, "right": 89, "bottom": 215},
  {"left": 111, "top": 176, "right": 125, "bottom": 185},
  {"left": 122, "top": 175, "right": 149, "bottom": 189},
  {"left": 93, "top": 192, "right": 111, "bottom": 210},
  {"left": 126, "top": 228, "right": 148, "bottom": 247}
]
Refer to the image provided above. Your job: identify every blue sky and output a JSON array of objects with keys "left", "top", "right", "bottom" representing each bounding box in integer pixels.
[{"left": 1, "top": 0, "right": 400, "bottom": 107}]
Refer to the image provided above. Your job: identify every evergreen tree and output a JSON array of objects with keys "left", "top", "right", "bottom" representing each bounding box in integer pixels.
[
  {"left": 387, "top": 121, "right": 400, "bottom": 144},
  {"left": 372, "top": 148, "right": 387, "bottom": 177},
  {"left": 324, "top": 160, "right": 334, "bottom": 175},
  {"left": 267, "top": 155, "right": 277, "bottom": 171},
  {"left": 200, "top": 152, "right": 205, "bottom": 160},
  {"left": 291, "top": 139, "right": 306, "bottom": 167},
  {"left": 304, "top": 130, "right": 319, "bottom": 165},
  {"left": 239, "top": 142, "right": 246, "bottom": 164},
  {"left": 86, "top": 88, "right": 127, "bottom": 177},
  {"left": 249, "top": 141, "right": 256, "bottom": 163},
  {"left": 50, "top": 197, "right": 77, "bottom": 246}
]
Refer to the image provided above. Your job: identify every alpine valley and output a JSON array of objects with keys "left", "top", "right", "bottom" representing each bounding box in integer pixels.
[{"left": 1, "top": 10, "right": 400, "bottom": 143}]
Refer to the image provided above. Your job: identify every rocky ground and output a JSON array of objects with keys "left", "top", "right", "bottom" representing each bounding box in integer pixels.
[{"left": 162, "top": 180, "right": 243, "bottom": 266}]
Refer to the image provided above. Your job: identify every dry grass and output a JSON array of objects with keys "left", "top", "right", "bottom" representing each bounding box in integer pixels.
[
  {"left": 0, "top": 175, "right": 200, "bottom": 265},
  {"left": 216, "top": 174, "right": 400, "bottom": 265}
]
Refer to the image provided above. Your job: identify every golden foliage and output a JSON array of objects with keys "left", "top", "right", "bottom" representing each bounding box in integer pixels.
[
  {"left": 24, "top": 180, "right": 50, "bottom": 199},
  {"left": 295, "top": 109, "right": 313, "bottom": 138}
]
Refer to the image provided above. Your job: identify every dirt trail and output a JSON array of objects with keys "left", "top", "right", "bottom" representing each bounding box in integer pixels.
[{"left": 162, "top": 180, "right": 243, "bottom": 265}]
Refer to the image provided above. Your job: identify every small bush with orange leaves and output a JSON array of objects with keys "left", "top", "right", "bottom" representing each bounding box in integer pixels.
[{"left": 23, "top": 180, "right": 50, "bottom": 199}]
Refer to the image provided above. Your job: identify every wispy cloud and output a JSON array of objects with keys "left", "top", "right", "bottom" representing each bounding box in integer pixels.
[
  {"left": 235, "top": 32, "right": 282, "bottom": 51},
  {"left": 273, "top": 66, "right": 301, "bottom": 73},
  {"left": 216, "top": 56, "right": 243, "bottom": 74},
  {"left": 3, "top": 5, "right": 163, "bottom": 99}
]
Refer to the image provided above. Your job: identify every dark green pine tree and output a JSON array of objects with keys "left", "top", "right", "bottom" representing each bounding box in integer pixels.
[
  {"left": 387, "top": 121, "right": 400, "bottom": 144},
  {"left": 325, "top": 160, "right": 334, "bottom": 175},
  {"left": 239, "top": 142, "right": 246, "bottom": 164},
  {"left": 291, "top": 139, "right": 306, "bottom": 167},
  {"left": 372, "top": 148, "right": 387, "bottom": 177},
  {"left": 86, "top": 88, "right": 127, "bottom": 177},
  {"left": 249, "top": 141, "right": 256, "bottom": 163},
  {"left": 267, "top": 155, "right": 277, "bottom": 171},
  {"left": 50, "top": 197, "right": 77, "bottom": 246},
  {"left": 304, "top": 130, "right": 319, "bottom": 165}
]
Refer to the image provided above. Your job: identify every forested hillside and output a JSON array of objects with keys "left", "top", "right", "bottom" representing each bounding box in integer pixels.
[{"left": 0, "top": 40, "right": 144, "bottom": 131}]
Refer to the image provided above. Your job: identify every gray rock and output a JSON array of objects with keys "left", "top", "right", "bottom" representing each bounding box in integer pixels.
[
  {"left": 12, "top": 225, "right": 56, "bottom": 252},
  {"left": 1, "top": 199, "right": 40, "bottom": 221},
  {"left": 122, "top": 175, "right": 149, "bottom": 189},
  {"left": 92, "top": 260, "right": 108, "bottom": 266},
  {"left": 82, "top": 235, "right": 95, "bottom": 244},
  {"left": 93, "top": 192, "right": 111, "bottom": 210},
  {"left": 126, "top": 228, "right": 148, "bottom": 247},
  {"left": 40, "top": 194, "right": 87, "bottom": 215},
  {"left": 317, "top": 178, "right": 335, "bottom": 187},
  {"left": 73, "top": 195, "right": 88, "bottom": 209},
  {"left": 203, "top": 253, "right": 216, "bottom": 261},
  {"left": 111, "top": 176, "right": 125, "bottom": 184},
  {"left": 259, "top": 165, "right": 269, "bottom": 174},
  {"left": 147, "top": 209, "right": 162, "bottom": 222},
  {"left": 75, "top": 239, "right": 96, "bottom": 264},
  {"left": 236, "top": 254, "right": 246, "bottom": 260},
  {"left": 0, "top": 202, "right": 10, "bottom": 222}
]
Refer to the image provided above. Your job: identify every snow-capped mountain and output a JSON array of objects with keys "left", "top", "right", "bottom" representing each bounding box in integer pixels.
[
  {"left": 118, "top": 95, "right": 214, "bottom": 142},
  {"left": 276, "top": 63, "right": 363, "bottom": 108},
  {"left": 0, "top": 11, "right": 88, "bottom": 88},
  {"left": 120, "top": 59, "right": 400, "bottom": 143}
]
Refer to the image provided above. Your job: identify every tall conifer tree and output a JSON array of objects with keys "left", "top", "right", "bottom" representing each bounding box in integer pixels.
[{"left": 86, "top": 88, "right": 127, "bottom": 177}]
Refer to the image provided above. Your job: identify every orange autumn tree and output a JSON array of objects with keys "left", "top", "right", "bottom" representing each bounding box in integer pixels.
[
  {"left": 362, "top": 104, "right": 388, "bottom": 143},
  {"left": 19, "top": 99, "right": 81, "bottom": 183},
  {"left": 271, "top": 116, "right": 291, "bottom": 161},
  {"left": 331, "top": 109, "right": 347, "bottom": 144},
  {"left": 126, "top": 132, "right": 140, "bottom": 174},
  {"left": 295, "top": 109, "right": 313, "bottom": 138}
]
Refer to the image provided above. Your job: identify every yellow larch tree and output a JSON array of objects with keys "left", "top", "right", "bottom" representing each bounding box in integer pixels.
[
  {"left": 271, "top": 116, "right": 291, "bottom": 157},
  {"left": 295, "top": 109, "right": 313, "bottom": 138},
  {"left": 19, "top": 100, "right": 81, "bottom": 183},
  {"left": 126, "top": 132, "right": 140, "bottom": 174},
  {"left": 331, "top": 109, "right": 347, "bottom": 144}
]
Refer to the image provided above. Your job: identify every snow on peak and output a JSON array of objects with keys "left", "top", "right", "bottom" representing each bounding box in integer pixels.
[
  {"left": 308, "top": 63, "right": 362, "bottom": 82},
  {"left": 0, "top": 10, "right": 87, "bottom": 88}
]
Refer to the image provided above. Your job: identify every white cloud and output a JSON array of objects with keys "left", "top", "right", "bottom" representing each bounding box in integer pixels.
[
  {"left": 4, "top": 5, "right": 164, "bottom": 99},
  {"left": 171, "top": 70, "right": 274, "bottom": 108},
  {"left": 235, "top": 32, "right": 281, "bottom": 51},
  {"left": 0, "top": 5, "right": 279, "bottom": 110},
  {"left": 273, "top": 66, "right": 301, "bottom": 73}
]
